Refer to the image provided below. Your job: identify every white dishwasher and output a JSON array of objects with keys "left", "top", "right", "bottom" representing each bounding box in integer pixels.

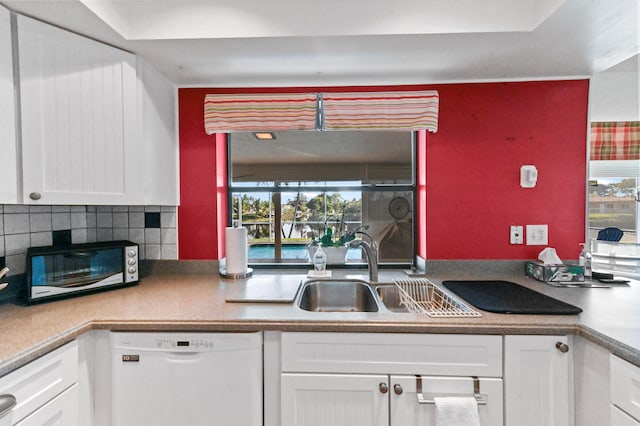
[{"left": 111, "top": 332, "right": 262, "bottom": 426}]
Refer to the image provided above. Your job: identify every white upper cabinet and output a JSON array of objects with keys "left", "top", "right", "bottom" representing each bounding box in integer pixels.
[
  {"left": 136, "top": 58, "right": 179, "bottom": 206},
  {"left": 17, "top": 15, "right": 141, "bottom": 205},
  {"left": 0, "top": 6, "right": 18, "bottom": 204}
]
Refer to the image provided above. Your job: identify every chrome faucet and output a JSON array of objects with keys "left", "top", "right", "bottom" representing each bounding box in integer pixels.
[{"left": 350, "top": 239, "right": 378, "bottom": 282}]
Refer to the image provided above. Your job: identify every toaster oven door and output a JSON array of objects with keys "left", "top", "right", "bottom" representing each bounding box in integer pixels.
[{"left": 30, "top": 248, "right": 124, "bottom": 297}]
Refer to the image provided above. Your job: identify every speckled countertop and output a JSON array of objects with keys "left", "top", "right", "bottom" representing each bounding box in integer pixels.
[{"left": 0, "top": 268, "right": 639, "bottom": 377}]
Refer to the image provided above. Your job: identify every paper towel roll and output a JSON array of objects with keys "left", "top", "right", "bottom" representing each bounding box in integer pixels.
[{"left": 225, "top": 227, "right": 248, "bottom": 274}]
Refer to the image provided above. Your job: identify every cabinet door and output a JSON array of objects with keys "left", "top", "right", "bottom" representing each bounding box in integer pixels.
[
  {"left": 281, "top": 373, "right": 388, "bottom": 426},
  {"left": 504, "top": 335, "right": 572, "bottom": 426},
  {"left": 14, "top": 384, "right": 78, "bottom": 426},
  {"left": 0, "top": 341, "right": 78, "bottom": 425},
  {"left": 611, "top": 354, "right": 640, "bottom": 423},
  {"left": 612, "top": 406, "right": 640, "bottom": 426},
  {"left": 17, "top": 15, "right": 141, "bottom": 205},
  {"left": 0, "top": 5, "right": 18, "bottom": 203},
  {"left": 390, "top": 375, "right": 503, "bottom": 426}
]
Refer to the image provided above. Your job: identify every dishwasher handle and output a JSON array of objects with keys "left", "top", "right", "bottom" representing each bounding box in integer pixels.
[{"left": 0, "top": 394, "right": 17, "bottom": 419}]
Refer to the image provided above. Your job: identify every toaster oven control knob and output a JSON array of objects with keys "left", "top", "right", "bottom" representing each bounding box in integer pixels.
[
  {"left": 128, "top": 266, "right": 137, "bottom": 274},
  {"left": 128, "top": 258, "right": 136, "bottom": 266},
  {"left": 128, "top": 250, "right": 137, "bottom": 258},
  {"left": 29, "top": 192, "right": 42, "bottom": 200}
]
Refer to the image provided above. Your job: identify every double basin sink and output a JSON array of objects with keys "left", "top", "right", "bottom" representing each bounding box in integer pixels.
[{"left": 297, "top": 278, "right": 426, "bottom": 313}]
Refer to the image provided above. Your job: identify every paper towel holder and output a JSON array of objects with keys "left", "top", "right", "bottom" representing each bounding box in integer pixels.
[{"left": 219, "top": 258, "right": 253, "bottom": 279}]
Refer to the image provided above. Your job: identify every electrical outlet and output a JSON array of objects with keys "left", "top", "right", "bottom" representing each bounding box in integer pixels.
[
  {"left": 510, "top": 225, "right": 523, "bottom": 244},
  {"left": 526, "top": 224, "right": 548, "bottom": 245}
]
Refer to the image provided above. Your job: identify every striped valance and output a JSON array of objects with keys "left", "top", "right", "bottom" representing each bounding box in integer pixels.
[
  {"left": 322, "top": 91, "right": 439, "bottom": 132},
  {"left": 591, "top": 121, "right": 640, "bottom": 160},
  {"left": 204, "top": 93, "right": 318, "bottom": 134}
]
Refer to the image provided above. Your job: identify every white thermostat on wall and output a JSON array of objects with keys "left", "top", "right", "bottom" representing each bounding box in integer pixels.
[{"left": 520, "top": 165, "right": 538, "bottom": 188}]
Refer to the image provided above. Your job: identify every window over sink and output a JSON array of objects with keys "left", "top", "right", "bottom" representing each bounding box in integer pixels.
[{"left": 228, "top": 131, "right": 416, "bottom": 265}]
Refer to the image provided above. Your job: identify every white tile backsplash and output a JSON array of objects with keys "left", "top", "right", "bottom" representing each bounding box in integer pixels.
[
  {"left": 146, "top": 244, "right": 161, "bottom": 259},
  {"left": 30, "top": 213, "right": 52, "bottom": 232},
  {"left": 113, "top": 213, "right": 129, "bottom": 228},
  {"left": 4, "top": 205, "right": 28, "bottom": 214},
  {"left": 71, "top": 212, "right": 87, "bottom": 229},
  {"left": 96, "top": 228, "right": 113, "bottom": 241},
  {"left": 5, "top": 233, "right": 30, "bottom": 255},
  {"left": 113, "top": 228, "right": 129, "bottom": 240},
  {"left": 52, "top": 212, "right": 71, "bottom": 230},
  {"left": 161, "top": 228, "right": 177, "bottom": 244},
  {"left": 0, "top": 204, "right": 178, "bottom": 275},
  {"left": 145, "top": 228, "right": 161, "bottom": 244},
  {"left": 4, "top": 214, "right": 30, "bottom": 234},
  {"left": 72, "top": 228, "right": 88, "bottom": 244},
  {"left": 161, "top": 212, "right": 177, "bottom": 228},
  {"left": 29, "top": 205, "right": 51, "bottom": 213},
  {"left": 97, "top": 212, "right": 113, "bottom": 228},
  {"left": 31, "top": 231, "right": 53, "bottom": 247},
  {"left": 129, "top": 212, "right": 145, "bottom": 228}
]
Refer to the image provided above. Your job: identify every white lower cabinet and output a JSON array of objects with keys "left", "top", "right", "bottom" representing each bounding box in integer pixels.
[
  {"left": 0, "top": 341, "right": 78, "bottom": 426},
  {"left": 611, "top": 354, "right": 640, "bottom": 425},
  {"left": 279, "top": 332, "right": 503, "bottom": 426},
  {"left": 612, "top": 406, "right": 640, "bottom": 426},
  {"left": 282, "top": 373, "right": 388, "bottom": 426},
  {"left": 504, "top": 335, "right": 573, "bottom": 426},
  {"left": 13, "top": 385, "right": 78, "bottom": 426}
]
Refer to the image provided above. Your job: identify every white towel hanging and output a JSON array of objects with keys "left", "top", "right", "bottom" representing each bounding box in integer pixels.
[{"left": 434, "top": 396, "right": 481, "bottom": 426}]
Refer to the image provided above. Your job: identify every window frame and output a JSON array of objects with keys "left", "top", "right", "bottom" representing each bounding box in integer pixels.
[{"left": 226, "top": 132, "right": 418, "bottom": 267}]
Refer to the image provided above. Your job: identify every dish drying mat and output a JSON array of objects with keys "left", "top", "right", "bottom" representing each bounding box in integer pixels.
[
  {"left": 441, "top": 280, "right": 583, "bottom": 315},
  {"left": 394, "top": 278, "right": 481, "bottom": 317}
]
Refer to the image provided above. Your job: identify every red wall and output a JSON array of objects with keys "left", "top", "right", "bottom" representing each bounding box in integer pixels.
[
  {"left": 425, "top": 81, "right": 588, "bottom": 259},
  {"left": 178, "top": 89, "right": 220, "bottom": 259},
  {"left": 178, "top": 80, "right": 589, "bottom": 261}
]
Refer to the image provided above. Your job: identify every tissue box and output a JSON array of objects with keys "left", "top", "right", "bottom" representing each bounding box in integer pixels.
[{"left": 525, "top": 261, "right": 585, "bottom": 282}]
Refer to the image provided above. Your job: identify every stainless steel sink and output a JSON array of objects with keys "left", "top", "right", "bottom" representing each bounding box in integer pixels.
[
  {"left": 297, "top": 279, "right": 380, "bottom": 312},
  {"left": 374, "top": 284, "right": 410, "bottom": 313}
]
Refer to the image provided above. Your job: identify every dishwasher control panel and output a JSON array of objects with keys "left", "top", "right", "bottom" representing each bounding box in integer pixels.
[
  {"left": 111, "top": 332, "right": 263, "bottom": 353},
  {"left": 152, "top": 338, "right": 216, "bottom": 349}
]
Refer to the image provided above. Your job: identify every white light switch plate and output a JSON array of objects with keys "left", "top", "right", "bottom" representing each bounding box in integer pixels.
[
  {"left": 526, "top": 224, "right": 548, "bottom": 245},
  {"left": 510, "top": 225, "right": 523, "bottom": 244}
]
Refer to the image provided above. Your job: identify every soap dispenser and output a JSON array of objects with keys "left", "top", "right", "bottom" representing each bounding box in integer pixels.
[
  {"left": 312, "top": 243, "right": 327, "bottom": 274},
  {"left": 579, "top": 243, "right": 592, "bottom": 278}
]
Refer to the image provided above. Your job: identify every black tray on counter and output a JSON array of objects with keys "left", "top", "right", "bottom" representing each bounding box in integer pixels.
[{"left": 441, "top": 280, "right": 583, "bottom": 315}]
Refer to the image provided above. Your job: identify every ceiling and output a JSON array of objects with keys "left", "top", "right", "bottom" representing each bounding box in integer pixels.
[{"left": 1, "top": 0, "right": 638, "bottom": 86}]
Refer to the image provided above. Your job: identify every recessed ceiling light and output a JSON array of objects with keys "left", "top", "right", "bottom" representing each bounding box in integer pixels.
[{"left": 253, "top": 132, "right": 276, "bottom": 140}]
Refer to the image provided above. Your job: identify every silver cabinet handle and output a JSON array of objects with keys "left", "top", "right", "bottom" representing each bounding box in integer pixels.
[
  {"left": 394, "top": 384, "right": 403, "bottom": 395},
  {"left": 0, "top": 394, "right": 17, "bottom": 419},
  {"left": 29, "top": 192, "right": 42, "bottom": 200},
  {"left": 556, "top": 342, "right": 569, "bottom": 353},
  {"left": 379, "top": 383, "right": 389, "bottom": 394}
]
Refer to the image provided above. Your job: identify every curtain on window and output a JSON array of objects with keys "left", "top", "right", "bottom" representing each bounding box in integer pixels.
[
  {"left": 590, "top": 121, "right": 640, "bottom": 160},
  {"left": 321, "top": 91, "right": 439, "bottom": 132},
  {"left": 204, "top": 93, "right": 318, "bottom": 134}
]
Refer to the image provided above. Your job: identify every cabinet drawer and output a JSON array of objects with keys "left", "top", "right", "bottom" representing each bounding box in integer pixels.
[
  {"left": 611, "top": 355, "right": 640, "bottom": 421},
  {"left": 0, "top": 341, "right": 78, "bottom": 424},
  {"left": 281, "top": 333, "right": 502, "bottom": 376},
  {"left": 14, "top": 384, "right": 78, "bottom": 426},
  {"left": 612, "top": 405, "right": 640, "bottom": 426}
]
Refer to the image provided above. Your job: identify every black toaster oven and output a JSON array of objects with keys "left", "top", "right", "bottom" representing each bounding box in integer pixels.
[{"left": 26, "top": 240, "right": 139, "bottom": 304}]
